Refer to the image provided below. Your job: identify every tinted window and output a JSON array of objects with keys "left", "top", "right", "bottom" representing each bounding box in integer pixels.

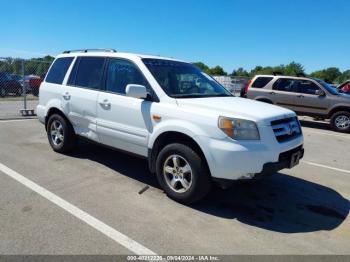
[
  {"left": 0, "top": 72, "right": 11, "bottom": 81},
  {"left": 295, "top": 80, "right": 320, "bottom": 95},
  {"left": 251, "top": 77, "right": 273, "bottom": 88},
  {"left": 106, "top": 59, "right": 148, "bottom": 94},
  {"left": 273, "top": 78, "right": 297, "bottom": 92},
  {"left": 314, "top": 78, "right": 339, "bottom": 95},
  {"left": 143, "top": 59, "right": 231, "bottom": 98},
  {"left": 46, "top": 57, "right": 73, "bottom": 84},
  {"left": 73, "top": 57, "right": 105, "bottom": 89}
]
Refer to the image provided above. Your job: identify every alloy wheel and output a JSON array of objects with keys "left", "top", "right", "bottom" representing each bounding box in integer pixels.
[
  {"left": 50, "top": 120, "right": 64, "bottom": 146},
  {"left": 335, "top": 115, "right": 350, "bottom": 129},
  {"left": 163, "top": 154, "right": 193, "bottom": 193}
]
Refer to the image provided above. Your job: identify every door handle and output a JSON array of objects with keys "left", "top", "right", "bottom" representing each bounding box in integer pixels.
[
  {"left": 297, "top": 94, "right": 304, "bottom": 98},
  {"left": 269, "top": 92, "right": 276, "bottom": 95},
  {"left": 62, "top": 92, "right": 71, "bottom": 100},
  {"left": 99, "top": 99, "right": 111, "bottom": 107}
]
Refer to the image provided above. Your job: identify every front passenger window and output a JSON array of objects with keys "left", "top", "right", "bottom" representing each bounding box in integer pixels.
[
  {"left": 295, "top": 80, "right": 320, "bottom": 95},
  {"left": 106, "top": 59, "right": 148, "bottom": 94}
]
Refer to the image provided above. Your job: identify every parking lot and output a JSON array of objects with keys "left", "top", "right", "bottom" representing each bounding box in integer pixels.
[{"left": 0, "top": 118, "right": 349, "bottom": 255}]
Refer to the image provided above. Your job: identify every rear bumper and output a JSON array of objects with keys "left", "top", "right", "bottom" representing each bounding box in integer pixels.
[{"left": 36, "top": 105, "right": 46, "bottom": 124}]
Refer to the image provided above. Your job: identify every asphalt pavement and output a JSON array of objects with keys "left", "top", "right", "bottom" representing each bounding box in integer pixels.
[{"left": 0, "top": 118, "right": 349, "bottom": 255}]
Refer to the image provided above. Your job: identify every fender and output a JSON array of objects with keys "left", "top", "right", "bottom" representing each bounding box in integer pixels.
[
  {"left": 328, "top": 104, "right": 350, "bottom": 117},
  {"left": 148, "top": 118, "right": 222, "bottom": 149},
  {"left": 44, "top": 98, "right": 64, "bottom": 117},
  {"left": 255, "top": 97, "right": 273, "bottom": 104},
  {"left": 147, "top": 119, "right": 219, "bottom": 175}
]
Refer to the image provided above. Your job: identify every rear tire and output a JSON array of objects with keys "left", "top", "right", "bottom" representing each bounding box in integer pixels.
[
  {"left": 330, "top": 111, "right": 350, "bottom": 133},
  {"left": 156, "top": 143, "right": 211, "bottom": 204},
  {"left": 47, "top": 114, "right": 77, "bottom": 153},
  {"left": 16, "top": 87, "right": 22, "bottom": 96},
  {"left": 0, "top": 88, "right": 6, "bottom": 97},
  {"left": 32, "top": 88, "right": 39, "bottom": 96}
]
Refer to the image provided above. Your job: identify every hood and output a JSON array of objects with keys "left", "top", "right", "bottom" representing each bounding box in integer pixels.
[
  {"left": 339, "top": 93, "right": 350, "bottom": 99},
  {"left": 176, "top": 97, "right": 295, "bottom": 126}
]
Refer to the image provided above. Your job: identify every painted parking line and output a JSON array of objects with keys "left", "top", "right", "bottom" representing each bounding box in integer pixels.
[
  {"left": 302, "top": 128, "right": 350, "bottom": 139},
  {"left": 0, "top": 118, "right": 37, "bottom": 123},
  {"left": 0, "top": 162, "right": 156, "bottom": 255},
  {"left": 302, "top": 160, "right": 350, "bottom": 175}
]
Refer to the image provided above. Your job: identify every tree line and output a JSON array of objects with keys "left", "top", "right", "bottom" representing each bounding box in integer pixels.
[
  {"left": 0, "top": 56, "right": 55, "bottom": 76},
  {"left": 1, "top": 56, "right": 348, "bottom": 84},
  {"left": 192, "top": 61, "right": 350, "bottom": 84}
]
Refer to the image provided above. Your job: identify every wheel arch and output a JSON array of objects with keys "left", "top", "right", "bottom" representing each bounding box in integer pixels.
[
  {"left": 256, "top": 98, "right": 273, "bottom": 104},
  {"left": 45, "top": 107, "right": 72, "bottom": 131},
  {"left": 328, "top": 106, "right": 350, "bottom": 118},
  {"left": 148, "top": 131, "right": 209, "bottom": 174}
]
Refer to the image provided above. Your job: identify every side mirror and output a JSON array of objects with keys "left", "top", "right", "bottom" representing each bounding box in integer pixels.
[
  {"left": 126, "top": 84, "right": 148, "bottom": 99},
  {"left": 315, "top": 89, "right": 325, "bottom": 96}
]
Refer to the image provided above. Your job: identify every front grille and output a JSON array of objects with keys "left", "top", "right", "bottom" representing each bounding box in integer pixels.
[{"left": 271, "top": 117, "right": 302, "bottom": 143}]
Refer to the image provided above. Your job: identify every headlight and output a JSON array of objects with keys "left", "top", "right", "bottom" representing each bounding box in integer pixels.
[{"left": 218, "top": 116, "right": 260, "bottom": 140}]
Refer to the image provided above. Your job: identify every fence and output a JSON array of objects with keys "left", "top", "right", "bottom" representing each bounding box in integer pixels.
[
  {"left": 0, "top": 57, "right": 52, "bottom": 119},
  {"left": 0, "top": 57, "right": 249, "bottom": 119},
  {"left": 212, "top": 75, "right": 250, "bottom": 97}
]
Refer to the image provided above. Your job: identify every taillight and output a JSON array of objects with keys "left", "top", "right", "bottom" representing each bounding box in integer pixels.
[{"left": 244, "top": 79, "right": 252, "bottom": 97}]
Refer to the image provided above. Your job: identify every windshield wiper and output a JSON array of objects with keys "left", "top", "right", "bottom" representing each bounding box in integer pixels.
[{"left": 173, "top": 94, "right": 232, "bottom": 98}]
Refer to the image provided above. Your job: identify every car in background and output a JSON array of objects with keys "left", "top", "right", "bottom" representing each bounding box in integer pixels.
[
  {"left": 24, "top": 74, "right": 44, "bottom": 96},
  {"left": 212, "top": 76, "right": 249, "bottom": 96},
  {"left": 338, "top": 80, "right": 350, "bottom": 94},
  {"left": 245, "top": 74, "right": 350, "bottom": 132},
  {"left": 0, "top": 72, "right": 22, "bottom": 97}
]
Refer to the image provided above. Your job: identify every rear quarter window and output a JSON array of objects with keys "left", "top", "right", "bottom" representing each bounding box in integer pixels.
[
  {"left": 45, "top": 57, "right": 74, "bottom": 84},
  {"left": 251, "top": 77, "right": 273, "bottom": 88}
]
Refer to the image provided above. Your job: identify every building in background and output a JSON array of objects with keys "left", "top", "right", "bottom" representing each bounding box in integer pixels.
[{"left": 213, "top": 76, "right": 249, "bottom": 97}]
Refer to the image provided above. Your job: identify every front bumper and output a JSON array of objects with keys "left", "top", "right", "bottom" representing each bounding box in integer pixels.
[
  {"left": 254, "top": 145, "right": 304, "bottom": 178},
  {"left": 212, "top": 145, "right": 304, "bottom": 188},
  {"left": 196, "top": 129, "right": 304, "bottom": 180}
]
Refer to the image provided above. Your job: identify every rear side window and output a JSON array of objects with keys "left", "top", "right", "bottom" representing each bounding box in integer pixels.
[
  {"left": 251, "top": 77, "right": 273, "bottom": 88},
  {"left": 273, "top": 78, "right": 297, "bottom": 92},
  {"left": 45, "top": 57, "right": 73, "bottom": 84},
  {"left": 69, "top": 57, "right": 106, "bottom": 89}
]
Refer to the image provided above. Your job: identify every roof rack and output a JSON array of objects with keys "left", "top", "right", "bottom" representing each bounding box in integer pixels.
[
  {"left": 62, "top": 49, "right": 117, "bottom": 54},
  {"left": 272, "top": 71, "right": 283, "bottom": 76}
]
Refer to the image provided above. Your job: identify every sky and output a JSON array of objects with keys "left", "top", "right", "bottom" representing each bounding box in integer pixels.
[{"left": 1, "top": 0, "right": 349, "bottom": 73}]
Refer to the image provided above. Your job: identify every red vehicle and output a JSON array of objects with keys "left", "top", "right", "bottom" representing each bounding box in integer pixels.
[
  {"left": 25, "top": 74, "right": 45, "bottom": 96},
  {"left": 338, "top": 80, "right": 350, "bottom": 94}
]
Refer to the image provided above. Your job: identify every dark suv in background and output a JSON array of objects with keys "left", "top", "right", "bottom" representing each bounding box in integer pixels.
[
  {"left": 245, "top": 75, "right": 350, "bottom": 132},
  {"left": 0, "top": 72, "right": 22, "bottom": 97}
]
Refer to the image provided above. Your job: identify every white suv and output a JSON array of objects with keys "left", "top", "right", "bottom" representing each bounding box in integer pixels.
[{"left": 37, "top": 49, "right": 304, "bottom": 204}]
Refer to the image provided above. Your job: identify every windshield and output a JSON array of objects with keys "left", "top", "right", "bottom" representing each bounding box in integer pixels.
[
  {"left": 142, "top": 58, "right": 232, "bottom": 98},
  {"left": 313, "top": 78, "right": 339, "bottom": 95}
]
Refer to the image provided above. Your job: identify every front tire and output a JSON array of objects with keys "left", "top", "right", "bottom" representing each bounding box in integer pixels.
[
  {"left": 47, "top": 114, "right": 77, "bottom": 153},
  {"left": 330, "top": 111, "right": 350, "bottom": 133},
  {"left": 156, "top": 143, "right": 211, "bottom": 204}
]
